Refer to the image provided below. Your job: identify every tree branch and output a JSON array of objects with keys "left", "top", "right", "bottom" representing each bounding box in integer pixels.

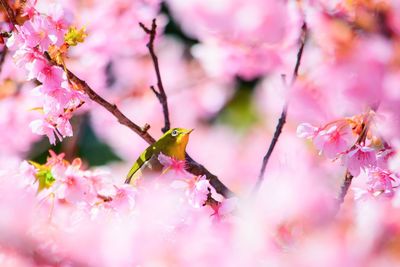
[
  {"left": 138, "top": 19, "right": 234, "bottom": 197},
  {"left": 0, "top": 1, "right": 233, "bottom": 198},
  {"left": 66, "top": 69, "right": 233, "bottom": 197},
  {"left": 0, "top": 0, "right": 17, "bottom": 28},
  {"left": 65, "top": 68, "right": 156, "bottom": 144},
  {"left": 253, "top": 22, "right": 307, "bottom": 192},
  {"left": 337, "top": 170, "right": 354, "bottom": 205},
  {"left": 0, "top": 46, "right": 8, "bottom": 73},
  {"left": 185, "top": 154, "right": 234, "bottom": 196},
  {"left": 336, "top": 111, "right": 374, "bottom": 206},
  {"left": 139, "top": 19, "right": 171, "bottom": 133}
]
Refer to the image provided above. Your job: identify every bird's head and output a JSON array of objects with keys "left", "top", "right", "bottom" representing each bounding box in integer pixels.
[
  {"left": 166, "top": 127, "right": 193, "bottom": 146},
  {"left": 158, "top": 128, "right": 194, "bottom": 159}
]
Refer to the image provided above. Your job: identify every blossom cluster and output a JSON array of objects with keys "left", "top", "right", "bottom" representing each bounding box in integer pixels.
[
  {"left": 6, "top": 1, "right": 86, "bottom": 144},
  {"left": 29, "top": 150, "right": 224, "bottom": 213},
  {"left": 291, "top": 0, "right": 400, "bottom": 202},
  {"left": 297, "top": 112, "right": 399, "bottom": 199},
  {"left": 1, "top": 0, "right": 400, "bottom": 266},
  {"left": 2, "top": 151, "right": 400, "bottom": 266},
  {"left": 0, "top": 151, "right": 231, "bottom": 265}
]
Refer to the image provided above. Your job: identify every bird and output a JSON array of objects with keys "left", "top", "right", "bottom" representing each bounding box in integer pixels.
[{"left": 125, "top": 128, "right": 193, "bottom": 184}]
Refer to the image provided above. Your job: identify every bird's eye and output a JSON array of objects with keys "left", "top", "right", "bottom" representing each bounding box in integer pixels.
[{"left": 171, "top": 130, "right": 178, "bottom": 137}]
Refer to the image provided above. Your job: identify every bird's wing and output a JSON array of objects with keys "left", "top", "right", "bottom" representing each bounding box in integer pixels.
[{"left": 125, "top": 146, "right": 156, "bottom": 184}]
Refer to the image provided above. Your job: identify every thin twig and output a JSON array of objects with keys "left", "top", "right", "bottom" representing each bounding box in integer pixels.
[
  {"left": 336, "top": 111, "right": 373, "bottom": 206},
  {"left": 139, "top": 19, "right": 234, "bottom": 197},
  {"left": 253, "top": 22, "right": 307, "bottom": 192},
  {"left": 253, "top": 104, "right": 288, "bottom": 192},
  {"left": 186, "top": 153, "right": 234, "bottom": 196},
  {"left": 0, "top": 0, "right": 17, "bottom": 28},
  {"left": 139, "top": 19, "right": 171, "bottom": 133},
  {"left": 0, "top": 1, "right": 233, "bottom": 198},
  {"left": 291, "top": 23, "right": 307, "bottom": 84},
  {"left": 55, "top": 56, "right": 233, "bottom": 197},
  {"left": 0, "top": 46, "right": 7, "bottom": 73},
  {"left": 338, "top": 171, "right": 354, "bottom": 204},
  {"left": 65, "top": 68, "right": 156, "bottom": 144},
  {"left": 67, "top": 67, "right": 233, "bottom": 197}
]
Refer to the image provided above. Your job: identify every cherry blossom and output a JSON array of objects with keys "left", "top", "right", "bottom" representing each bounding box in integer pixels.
[
  {"left": 298, "top": 120, "right": 356, "bottom": 159},
  {"left": 1, "top": 0, "right": 400, "bottom": 266},
  {"left": 313, "top": 124, "right": 354, "bottom": 158},
  {"left": 172, "top": 175, "right": 223, "bottom": 208},
  {"left": 19, "top": 0, "right": 38, "bottom": 18},
  {"left": 343, "top": 145, "right": 377, "bottom": 177},
  {"left": 51, "top": 159, "right": 95, "bottom": 204},
  {"left": 6, "top": 1, "right": 85, "bottom": 144},
  {"left": 296, "top": 123, "right": 319, "bottom": 139},
  {"left": 366, "top": 168, "right": 398, "bottom": 197},
  {"left": 29, "top": 118, "right": 57, "bottom": 144},
  {"left": 104, "top": 185, "right": 137, "bottom": 212},
  {"left": 158, "top": 152, "right": 186, "bottom": 174}
]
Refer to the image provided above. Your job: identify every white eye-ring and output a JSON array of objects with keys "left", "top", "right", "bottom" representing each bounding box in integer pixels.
[{"left": 171, "top": 129, "right": 178, "bottom": 137}]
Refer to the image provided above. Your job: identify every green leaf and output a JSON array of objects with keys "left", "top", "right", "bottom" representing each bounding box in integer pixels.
[
  {"left": 65, "top": 26, "right": 87, "bottom": 46},
  {"left": 29, "top": 161, "right": 56, "bottom": 192}
]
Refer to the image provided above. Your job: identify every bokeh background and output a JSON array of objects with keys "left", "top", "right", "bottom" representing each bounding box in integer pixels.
[
  {"left": 3, "top": 1, "right": 400, "bottom": 266},
  {"left": 1, "top": 0, "right": 313, "bottom": 195}
]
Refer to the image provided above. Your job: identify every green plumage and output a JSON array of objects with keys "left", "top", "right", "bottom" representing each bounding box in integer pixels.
[
  {"left": 125, "top": 128, "right": 193, "bottom": 184},
  {"left": 125, "top": 144, "right": 161, "bottom": 184}
]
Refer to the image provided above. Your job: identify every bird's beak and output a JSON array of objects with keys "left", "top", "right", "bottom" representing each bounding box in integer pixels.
[{"left": 185, "top": 128, "right": 194, "bottom": 135}]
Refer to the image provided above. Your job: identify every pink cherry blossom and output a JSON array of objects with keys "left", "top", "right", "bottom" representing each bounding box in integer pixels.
[
  {"left": 210, "top": 197, "right": 238, "bottom": 222},
  {"left": 366, "top": 168, "right": 398, "bottom": 197},
  {"left": 89, "top": 170, "right": 116, "bottom": 198},
  {"left": 16, "top": 16, "right": 57, "bottom": 50},
  {"left": 343, "top": 145, "right": 377, "bottom": 177},
  {"left": 54, "top": 113, "right": 73, "bottom": 137},
  {"left": 297, "top": 120, "right": 356, "bottom": 159},
  {"left": 29, "top": 118, "right": 57, "bottom": 144},
  {"left": 105, "top": 185, "right": 137, "bottom": 212},
  {"left": 171, "top": 175, "right": 223, "bottom": 208},
  {"left": 29, "top": 59, "right": 64, "bottom": 88},
  {"left": 313, "top": 124, "right": 354, "bottom": 158},
  {"left": 12, "top": 46, "right": 43, "bottom": 68},
  {"left": 376, "top": 148, "right": 395, "bottom": 169},
  {"left": 29, "top": 114, "right": 73, "bottom": 145},
  {"left": 20, "top": 0, "right": 38, "bottom": 18},
  {"left": 47, "top": 150, "right": 66, "bottom": 166},
  {"left": 296, "top": 123, "right": 319, "bottom": 139},
  {"left": 51, "top": 159, "right": 95, "bottom": 204},
  {"left": 17, "top": 161, "right": 37, "bottom": 189},
  {"left": 187, "top": 176, "right": 210, "bottom": 208},
  {"left": 46, "top": 4, "right": 73, "bottom": 39},
  {"left": 1, "top": 0, "right": 400, "bottom": 266},
  {"left": 158, "top": 152, "right": 186, "bottom": 174},
  {"left": 4, "top": 1, "right": 85, "bottom": 144}
]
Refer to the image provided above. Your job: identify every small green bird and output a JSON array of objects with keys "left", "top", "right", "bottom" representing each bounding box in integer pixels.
[{"left": 125, "top": 128, "right": 193, "bottom": 184}]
